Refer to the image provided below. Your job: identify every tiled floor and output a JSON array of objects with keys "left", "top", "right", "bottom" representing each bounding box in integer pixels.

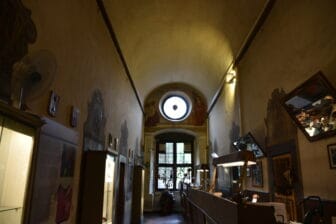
[{"left": 143, "top": 212, "right": 185, "bottom": 224}]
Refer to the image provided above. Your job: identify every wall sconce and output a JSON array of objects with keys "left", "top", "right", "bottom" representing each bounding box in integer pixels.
[
  {"left": 225, "top": 68, "right": 237, "bottom": 84},
  {"left": 211, "top": 152, "right": 219, "bottom": 158}
]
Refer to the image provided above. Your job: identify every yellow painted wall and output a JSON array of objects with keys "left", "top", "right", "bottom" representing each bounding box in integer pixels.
[
  {"left": 208, "top": 78, "right": 241, "bottom": 189},
  {"left": 208, "top": 0, "right": 336, "bottom": 200},
  {"left": 18, "top": 0, "right": 143, "bottom": 222},
  {"left": 238, "top": 0, "right": 336, "bottom": 200}
]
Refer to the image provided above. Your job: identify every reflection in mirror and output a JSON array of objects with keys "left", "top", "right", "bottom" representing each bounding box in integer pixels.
[
  {"left": 232, "top": 132, "right": 265, "bottom": 158},
  {"left": 282, "top": 72, "right": 336, "bottom": 141}
]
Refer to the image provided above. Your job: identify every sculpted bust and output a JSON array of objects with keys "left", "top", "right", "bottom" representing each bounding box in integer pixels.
[{"left": 0, "top": 0, "right": 37, "bottom": 102}]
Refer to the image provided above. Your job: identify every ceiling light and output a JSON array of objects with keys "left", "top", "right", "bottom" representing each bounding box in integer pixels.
[{"left": 211, "top": 152, "right": 219, "bottom": 158}]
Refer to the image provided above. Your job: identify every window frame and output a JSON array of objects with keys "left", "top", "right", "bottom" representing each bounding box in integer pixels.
[{"left": 155, "top": 134, "right": 194, "bottom": 191}]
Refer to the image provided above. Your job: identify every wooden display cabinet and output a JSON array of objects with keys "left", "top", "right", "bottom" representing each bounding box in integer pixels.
[
  {"left": 0, "top": 102, "right": 43, "bottom": 224},
  {"left": 79, "top": 150, "right": 118, "bottom": 224}
]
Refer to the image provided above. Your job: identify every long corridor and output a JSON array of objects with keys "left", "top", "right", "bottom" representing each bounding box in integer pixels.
[{"left": 143, "top": 213, "right": 185, "bottom": 224}]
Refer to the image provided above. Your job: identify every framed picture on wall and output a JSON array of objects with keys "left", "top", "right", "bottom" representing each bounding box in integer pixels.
[
  {"left": 232, "top": 132, "right": 266, "bottom": 158},
  {"left": 252, "top": 161, "right": 263, "bottom": 187},
  {"left": 282, "top": 71, "right": 336, "bottom": 141},
  {"left": 327, "top": 143, "right": 336, "bottom": 169}
]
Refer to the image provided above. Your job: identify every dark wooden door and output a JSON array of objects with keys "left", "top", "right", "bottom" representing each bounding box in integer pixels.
[
  {"left": 131, "top": 166, "right": 144, "bottom": 223},
  {"left": 116, "top": 162, "right": 125, "bottom": 224}
]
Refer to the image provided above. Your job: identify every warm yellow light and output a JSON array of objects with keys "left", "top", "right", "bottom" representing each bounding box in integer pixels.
[
  {"left": 218, "top": 161, "right": 256, "bottom": 167},
  {"left": 141, "top": 169, "right": 145, "bottom": 216},
  {"left": 197, "top": 169, "right": 209, "bottom": 172},
  {"left": 252, "top": 194, "right": 259, "bottom": 203},
  {"left": 224, "top": 66, "right": 237, "bottom": 108},
  {"left": 226, "top": 67, "right": 236, "bottom": 84}
]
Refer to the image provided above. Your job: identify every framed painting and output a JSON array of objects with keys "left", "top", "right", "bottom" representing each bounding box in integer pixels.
[{"left": 282, "top": 71, "right": 336, "bottom": 141}]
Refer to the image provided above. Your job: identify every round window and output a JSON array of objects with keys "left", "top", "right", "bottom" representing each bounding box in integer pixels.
[{"left": 160, "top": 93, "right": 191, "bottom": 121}]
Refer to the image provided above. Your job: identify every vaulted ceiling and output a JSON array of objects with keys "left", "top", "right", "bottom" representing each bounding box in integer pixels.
[{"left": 103, "top": 0, "right": 267, "bottom": 106}]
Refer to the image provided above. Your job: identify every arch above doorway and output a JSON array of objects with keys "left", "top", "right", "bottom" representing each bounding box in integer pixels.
[{"left": 144, "top": 83, "right": 207, "bottom": 128}]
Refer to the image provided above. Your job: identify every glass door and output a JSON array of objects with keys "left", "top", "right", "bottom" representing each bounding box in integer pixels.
[{"left": 0, "top": 116, "right": 35, "bottom": 224}]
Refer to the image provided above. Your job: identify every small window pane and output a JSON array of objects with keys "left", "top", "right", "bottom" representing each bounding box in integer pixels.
[
  {"left": 158, "top": 154, "right": 165, "bottom": 163},
  {"left": 184, "top": 153, "right": 192, "bottom": 164},
  {"left": 166, "top": 143, "right": 173, "bottom": 153},
  {"left": 177, "top": 153, "right": 192, "bottom": 164},
  {"left": 176, "top": 167, "right": 192, "bottom": 189},
  {"left": 176, "top": 143, "right": 184, "bottom": 153},
  {"left": 158, "top": 167, "right": 173, "bottom": 190},
  {"left": 158, "top": 153, "right": 173, "bottom": 164},
  {"left": 176, "top": 153, "right": 184, "bottom": 164},
  {"left": 184, "top": 143, "right": 192, "bottom": 152},
  {"left": 167, "top": 154, "right": 173, "bottom": 164},
  {"left": 159, "top": 144, "right": 166, "bottom": 152},
  {"left": 159, "top": 143, "right": 174, "bottom": 153},
  {"left": 158, "top": 142, "right": 174, "bottom": 164}
]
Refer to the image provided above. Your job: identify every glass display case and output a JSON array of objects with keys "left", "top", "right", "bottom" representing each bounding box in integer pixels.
[
  {"left": 102, "top": 154, "right": 116, "bottom": 224},
  {"left": 79, "top": 150, "right": 117, "bottom": 224},
  {"left": 0, "top": 102, "right": 43, "bottom": 224}
]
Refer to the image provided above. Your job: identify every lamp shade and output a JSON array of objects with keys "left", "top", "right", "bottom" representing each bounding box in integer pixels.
[
  {"left": 196, "top": 164, "right": 209, "bottom": 171},
  {"left": 212, "top": 150, "right": 256, "bottom": 167}
]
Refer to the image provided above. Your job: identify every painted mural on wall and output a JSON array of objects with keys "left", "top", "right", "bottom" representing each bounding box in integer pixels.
[
  {"left": 84, "top": 89, "right": 106, "bottom": 151},
  {"left": 119, "top": 120, "right": 129, "bottom": 156},
  {"left": 117, "top": 120, "right": 135, "bottom": 224},
  {"left": 190, "top": 90, "right": 207, "bottom": 125},
  {"left": 55, "top": 144, "right": 76, "bottom": 224},
  {"left": 145, "top": 99, "right": 160, "bottom": 126},
  {"left": 265, "top": 88, "right": 297, "bottom": 146},
  {"left": 144, "top": 83, "right": 207, "bottom": 127},
  {"left": 134, "top": 137, "right": 144, "bottom": 165},
  {"left": 29, "top": 122, "right": 77, "bottom": 224},
  {"left": 0, "top": 0, "right": 37, "bottom": 102},
  {"left": 126, "top": 163, "right": 134, "bottom": 201},
  {"left": 210, "top": 121, "right": 241, "bottom": 192}
]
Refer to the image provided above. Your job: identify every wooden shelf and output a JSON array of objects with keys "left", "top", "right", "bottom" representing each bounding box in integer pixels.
[{"left": 0, "top": 206, "right": 22, "bottom": 213}]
